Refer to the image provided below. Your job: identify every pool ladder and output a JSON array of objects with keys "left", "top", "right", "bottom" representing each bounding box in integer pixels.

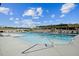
[{"left": 22, "top": 44, "right": 38, "bottom": 54}]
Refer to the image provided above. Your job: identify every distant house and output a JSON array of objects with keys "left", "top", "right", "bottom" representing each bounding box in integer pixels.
[
  {"left": 0, "top": 28, "right": 26, "bottom": 33},
  {"left": 52, "top": 27, "right": 79, "bottom": 34},
  {"left": 0, "top": 24, "right": 79, "bottom": 34}
]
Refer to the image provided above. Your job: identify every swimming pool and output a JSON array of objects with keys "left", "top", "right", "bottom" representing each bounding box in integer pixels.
[{"left": 19, "top": 32, "right": 75, "bottom": 45}]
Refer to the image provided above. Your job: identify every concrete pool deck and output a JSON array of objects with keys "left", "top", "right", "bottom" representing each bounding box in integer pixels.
[{"left": 0, "top": 34, "right": 79, "bottom": 56}]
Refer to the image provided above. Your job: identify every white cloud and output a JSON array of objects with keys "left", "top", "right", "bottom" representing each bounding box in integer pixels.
[
  {"left": 22, "top": 7, "right": 43, "bottom": 19},
  {"left": 43, "top": 21, "right": 48, "bottom": 24},
  {"left": 10, "top": 17, "right": 41, "bottom": 28},
  {"left": 14, "top": 21, "right": 19, "bottom": 24},
  {"left": 36, "top": 22, "right": 41, "bottom": 24},
  {"left": 42, "top": 21, "right": 48, "bottom": 25},
  {"left": 60, "top": 3, "right": 76, "bottom": 18},
  {"left": 46, "top": 10, "right": 49, "bottom": 13},
  {"left": 36, "top": 7, "right": 43, "bottom": 16},
  {"left": 19, "top": 19, "right": 36, "bottom": 28},
  {"left": 9, "top": 17, "right": 20, "bottom": 25},
  {"left": 60, "top": 14, "right": 65, "bottom": 18},
  {"left": 22, "top": 9, "right": 35, "bottom": 17},
  {"left": 9, "top": 17, "right": 14, "bottom": 21},
  {"left": 51, "top": 14, "right": 55, "bottom": 18},
  {"left": 32, "top": 16, "right": 40, "bottom": 19},
  {"left": 9, "top": 17, "right": 20, "bottom": 21},
  {"left": 60, "top": 3, "right": 76, "bottom": 14},
  {"left": 0, "top": 7, "right": 12, "bottom": 15},
  {"left": 17, "top": 19, "right": 42, "bottom": 28},
  {"left": 49, "top": 20, "right": 53, "bottom": 23},
  {"left": 15, "top": 18, "right": 19, "bottom": 21},
  {"left": 9, "top": 12, "right": 13, "bottom": 15}
]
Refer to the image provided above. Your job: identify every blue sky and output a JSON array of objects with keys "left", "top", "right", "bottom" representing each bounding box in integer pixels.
[{"left": 0, "top": 3, "right": 79, "bottom": 28}]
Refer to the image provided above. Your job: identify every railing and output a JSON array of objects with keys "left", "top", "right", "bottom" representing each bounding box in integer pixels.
[{"left": 22, "top": 44, "right": 38, "bottom": 54}]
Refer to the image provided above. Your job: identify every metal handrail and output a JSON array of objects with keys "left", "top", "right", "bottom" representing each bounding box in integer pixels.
[{"left": 22, "top": 44, "right": 38, "bottom": 54}]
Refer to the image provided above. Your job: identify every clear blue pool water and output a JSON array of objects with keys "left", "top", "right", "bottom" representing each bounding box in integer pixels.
[{"left": 19, "top": 32, "right": 75, "bottom": 44}]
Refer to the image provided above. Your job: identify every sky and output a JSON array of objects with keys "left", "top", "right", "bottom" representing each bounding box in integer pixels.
[{"left": 0, "top": 3, "right": 79, "bottom": 28}]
